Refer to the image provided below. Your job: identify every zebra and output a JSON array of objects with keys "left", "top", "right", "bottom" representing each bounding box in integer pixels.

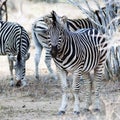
[
  {"left": 32, "top": 17, "right": 57, "bottom": 80},
  {"left": 32, "top": 16, "right": 95, "bottom": 80},
  {"left": 43, "top": 11, "right": 108, "bottom": 114},
  {"left": 32, "top": 3, "right": 118, "bottom": 81},
  {"left": 0, "top": 21, "right": 30, "bottom": 87}
]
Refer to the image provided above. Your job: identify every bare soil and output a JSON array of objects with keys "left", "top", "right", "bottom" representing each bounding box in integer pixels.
[{"left": 0, "top": 51, "right": 120, "bottom": 120}]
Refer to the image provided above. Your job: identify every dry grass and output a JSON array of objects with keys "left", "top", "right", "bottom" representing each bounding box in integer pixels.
[
  {"left": 0, "top": 0, "right": 120, "bottom": 120},
  {"left": 0, "top": 71, "right": 120, "bottom": 120}
]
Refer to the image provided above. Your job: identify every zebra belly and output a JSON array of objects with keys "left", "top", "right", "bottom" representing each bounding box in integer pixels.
[
  {"left": 54, "top": 47, "right": 100, "bottom": 73},
  {"left": 54, "top": 56, "right": 82, "bottom": 72}
]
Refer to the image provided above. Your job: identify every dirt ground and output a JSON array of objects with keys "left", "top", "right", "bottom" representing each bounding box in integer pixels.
[
  {"left": 0, "top": 51, "right": 120, "bottom": 120},
  {"left": 0, "top": 0, "right": 120, "bottom": 120}
]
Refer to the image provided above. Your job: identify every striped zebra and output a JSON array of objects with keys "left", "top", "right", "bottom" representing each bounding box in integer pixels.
[
  {"left": 32, "top": 16, "right": 94, "bottom": 80},
  {"left": 43, "top": 11, "right": 107, "bottom": 114},
  {"left": 32, "top": 4, "right": 118, "bottom": 80},
  {"left": 0, "top": 21, "right": 30, "bottom": 87}
]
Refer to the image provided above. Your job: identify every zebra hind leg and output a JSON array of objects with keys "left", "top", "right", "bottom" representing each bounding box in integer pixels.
[{"left": 57, "top": 68, "right": 68, "bottom": 115}]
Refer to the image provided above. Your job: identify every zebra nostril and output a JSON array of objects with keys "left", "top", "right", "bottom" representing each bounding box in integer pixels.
[{"left": 50, "top": 50, "right": 57, "bottom": 58}]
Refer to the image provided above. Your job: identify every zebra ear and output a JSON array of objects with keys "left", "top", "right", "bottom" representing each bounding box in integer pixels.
[
  {"left": 60, "top": 16, "right": 68, "bottom": 27},
  {"left": 43, "top": 16, "right": 52, "bottom": 27},
  {"left": 61, "top": 16, "right": 67, "bottom": 24}
]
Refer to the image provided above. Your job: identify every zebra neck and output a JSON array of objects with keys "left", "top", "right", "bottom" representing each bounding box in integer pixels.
[{"left": 58, "top": 30, "right": 78, "bottom": 59}]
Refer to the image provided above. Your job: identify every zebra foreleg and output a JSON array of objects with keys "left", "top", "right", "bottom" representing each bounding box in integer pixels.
[
  {"left": 72, "top": 72, "right": 81, "bottom": 115},
  {"left": 45, "top": 49, "right": 57, "bottom": 80},
  {"left": 57, "top": 68, "right": 68, "bottom": 115}
]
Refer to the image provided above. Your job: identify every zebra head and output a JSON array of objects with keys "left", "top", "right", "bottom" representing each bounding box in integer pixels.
[
  {"left": 44, "top": 11, "right": 67, "bottom": 58},
  {"left": 9, "top": 53, "right": 30, "bottom": 87}
]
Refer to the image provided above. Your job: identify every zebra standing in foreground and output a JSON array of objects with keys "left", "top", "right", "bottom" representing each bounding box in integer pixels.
[
  {"left": 43, "top": 11, "right": 107, "bottom": 114},
  {"left": 32, "top": 16, "right": 93, "bottom": 80},
  {"left": 0, "top": 21, "right": 30, "bottom": 87},
  {"left": 32, "top": 3, "right": 118, "bottom": 80}
]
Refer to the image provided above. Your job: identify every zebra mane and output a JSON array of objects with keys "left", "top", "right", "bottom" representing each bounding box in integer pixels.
[
  {"left": 51, "top": 10, "right": 57, "bottom": 26},
  {"left": 17, "top": 50, "right": 21, "bottom": 62},
  {"left": 17, "top": 26, "right": 23, "bottom": 62}
]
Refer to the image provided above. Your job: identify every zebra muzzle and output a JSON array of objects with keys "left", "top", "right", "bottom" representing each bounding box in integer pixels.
[
  {"left": 16, "top": 80, "right": 22, "bottom": 87},
  {"left": 50, "top": 45, "right": 58, "bottom": 58}
]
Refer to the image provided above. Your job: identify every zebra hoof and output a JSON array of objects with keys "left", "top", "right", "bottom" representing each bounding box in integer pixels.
[
  {"left": 58, "top": 111, "right": 65, "bottom": 115},
  {"left": 74, "top": 111, "right": 80, "bottom": 115}
]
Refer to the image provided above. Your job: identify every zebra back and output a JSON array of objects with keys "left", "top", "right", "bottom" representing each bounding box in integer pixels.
[
  {"left": 66, "top": 18, "right": 94, "bottom": 31},
  {"left": 32, "top": 16, "right": 50, "bottom": 48}
]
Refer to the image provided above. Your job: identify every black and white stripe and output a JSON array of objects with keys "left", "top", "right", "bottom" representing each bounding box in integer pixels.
[
  {"left": 44, "top": 11, "right": 107, "bottom": 114},
  {"left": 0, "top": 21, "right": 30, "bottom": 86}
]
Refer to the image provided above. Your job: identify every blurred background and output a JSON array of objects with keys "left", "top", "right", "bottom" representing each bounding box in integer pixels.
[{"left": 6, "top": 0, "right": 85, "bottom": 32}]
